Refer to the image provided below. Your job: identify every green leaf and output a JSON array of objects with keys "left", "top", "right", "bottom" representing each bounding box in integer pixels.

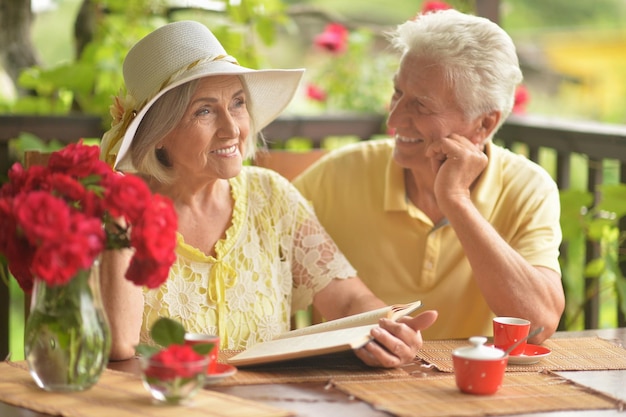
[
  {"left": 190, "top": 343, "right": 215, "bottom": 355},
  {"left": 150, "top": 317, "right": 186, "bottom": 347},
  {"left": 584, "top": 258, "right": 606, "bottom": 278},
  {"left": 559, "top": 190, "right": 593, "bottom": 240},
  {"left": 587, "top": 219, "right": 615, "bottom": 241},
  {"left": 597, "top": 184, "right": 626, "bottom": 218},
  {"left": 135, "top": 344, "right": 160, "bottom": 358}
]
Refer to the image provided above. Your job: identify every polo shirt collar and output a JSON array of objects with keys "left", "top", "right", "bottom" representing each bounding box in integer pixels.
[
  {"left": 472, "top": 141, "right": 501, "bottom": 219},
  {"left": 382, "top": 141, "right": 502, "bottom": 219},
  {"left": 384, "top": 151, "right": 407, "bottom": 211}
]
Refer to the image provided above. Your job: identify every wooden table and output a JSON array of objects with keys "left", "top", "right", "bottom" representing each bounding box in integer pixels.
[{"left": 2, "top": 327, "right": 625, "bottom": 417}]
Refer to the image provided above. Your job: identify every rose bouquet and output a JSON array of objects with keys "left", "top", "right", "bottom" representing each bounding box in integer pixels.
[
  {"left": 0, "top": 141, "right": 177, "bottom": 292},
  {"left": 0, "top": 141, "right": 178, "bottom": 392}
]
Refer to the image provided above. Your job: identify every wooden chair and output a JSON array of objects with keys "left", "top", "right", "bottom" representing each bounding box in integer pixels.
[
  {"left": 252, "top": 149, "right": 327, "bottom": 181},
  {"left": 24, "top": 150, "right": 52, "bottom": 168}
]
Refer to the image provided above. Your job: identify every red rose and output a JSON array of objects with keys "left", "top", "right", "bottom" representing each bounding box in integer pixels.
[
  {"left": 144, "top": 344, "right": 205, "bottom": 381},
  {"left": 513, "top": 84, "right": 530, "bottom": 114},
  {"left": 5, "top": 165, "right": 49, "bottom": 197},
  {"left": 1, "top": 163, "right": 26, "bottom": 197},
  {"left": 306, "top": 84, "right": 327, "bottom": 102},
  {"left": 14, "top": 192, "right": 71, "bottom": 246},
  {"left": 48, "top": 141, "right": 110, "bottom": 178},
  {"left": 31, "top": 241, "right": 90, "bottom": 286},
  {"left": 126, "top": 258, "right": 172, "bottom": 289},
  {"left": 131, "top": 196, "right": 177, "bottom": 257},
  {"left": 104, "top": 173, "right": 151, "bottom": 222},
  {"left": 420, "top": 1, "right": 452, "bottom": 14},
  {"left": 46, "top": 173, "right": 88, "bottom": 205},
  {"left": 0, "top": 142, "right": 178, "bottom": 291},
  {"left": 69, "top": 214, "right": 106, "bottom": 264},
  {"left": 314, "top": 23, "right": 349, "bottom": 54},
  {"left": 0, "top": 199, "right": 16, "bottom": 254},
  {"left": 126, "top": 195, "right": 177, "bottom": 288}
]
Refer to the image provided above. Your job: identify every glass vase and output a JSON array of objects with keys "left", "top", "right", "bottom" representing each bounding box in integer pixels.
[{"left": 24, "top": 259, "right": 111, "bottom": 392}]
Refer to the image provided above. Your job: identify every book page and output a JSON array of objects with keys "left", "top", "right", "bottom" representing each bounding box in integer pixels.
[
  {"left": 277, "top": 300, "right": 422, "bottom": 340},
  {"left": 388, "top": 300, "right": 422, "bottom": 321},
  {"left": 277, "top": 306, "right": 392, "bottom": 340},
  {"left": 228, "top": 324, "right": 377, "bottom": 367}
]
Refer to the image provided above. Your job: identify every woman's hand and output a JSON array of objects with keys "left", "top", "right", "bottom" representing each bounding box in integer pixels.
[{"left": 354, "top": 310, "right": 438, "bottom": 368}]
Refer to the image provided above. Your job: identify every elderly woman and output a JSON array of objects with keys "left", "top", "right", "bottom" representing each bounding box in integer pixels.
[
  {"left": 294, "top": 10, "right": 565, "bottom": 344},
  {"left": 99, "top": 20, "right": 437, "bottom": 367}
]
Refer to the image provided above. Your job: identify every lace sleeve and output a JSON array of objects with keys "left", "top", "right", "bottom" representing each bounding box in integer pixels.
[{"left": 290, "top": 198, "right": 357, "bottom": 311}]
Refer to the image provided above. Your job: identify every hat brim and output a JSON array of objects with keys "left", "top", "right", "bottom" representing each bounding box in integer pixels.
[{"left": 115, "top": 60, "right": 304, "bottom": 171}]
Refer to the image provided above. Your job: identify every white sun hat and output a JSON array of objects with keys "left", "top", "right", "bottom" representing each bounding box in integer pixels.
[{"left": 100, "top": 20, "right": 304, "bottom": 172}]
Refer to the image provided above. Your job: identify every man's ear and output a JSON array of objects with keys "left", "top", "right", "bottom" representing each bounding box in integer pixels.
[{"left": 472, "top": 110, "right": 501, "bottom": 144}]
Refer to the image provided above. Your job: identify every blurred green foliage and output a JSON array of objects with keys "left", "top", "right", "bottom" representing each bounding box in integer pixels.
[
  {"left": 8, "top": 0, "right": 291, "bottom": 124},
  {"left": 560, "top": 183, "right": 626, "bottom": 329}
]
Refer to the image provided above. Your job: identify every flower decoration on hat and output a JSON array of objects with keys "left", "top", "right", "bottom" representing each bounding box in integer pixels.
[
  {"left": 0, "top": 141, "right": 178, "bottom": 292},
  {"left": 101, "top": 90, "right": 138, "bottom": 167}
]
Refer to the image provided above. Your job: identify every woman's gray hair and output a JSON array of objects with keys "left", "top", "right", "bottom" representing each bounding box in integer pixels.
[
  {"left": 130, "top": 76, "right": 258, "bottom": 184},
  {"left": 388, "top": 9, "right": 522, "bottom": 136}
]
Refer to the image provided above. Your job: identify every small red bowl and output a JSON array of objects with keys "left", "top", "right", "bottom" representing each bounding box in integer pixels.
[{"left": 452, "top": 336, "right": 508, "bottom": 395}]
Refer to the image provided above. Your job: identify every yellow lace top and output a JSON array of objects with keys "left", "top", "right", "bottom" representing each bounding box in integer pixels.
[{"left": 141, "top": 166, "right": 356, "bottom": 349}]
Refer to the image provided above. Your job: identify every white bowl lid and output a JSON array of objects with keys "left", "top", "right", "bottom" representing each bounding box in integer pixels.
[{"left": 453, "top": 336, "right": 505, "bottom": 359}]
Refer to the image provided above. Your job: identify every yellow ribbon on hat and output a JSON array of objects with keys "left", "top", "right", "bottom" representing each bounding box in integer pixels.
[
  {"left": 100, "top": 54, "right": 239, "bottom": 168},
  {"left": 207, "top": 260, "right": 237, "bottom": 346}
]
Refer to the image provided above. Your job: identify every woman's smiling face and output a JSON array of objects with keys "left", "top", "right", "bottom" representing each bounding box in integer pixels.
[{"left": 161, "top": 75, "right": 251, "bottom": 182}]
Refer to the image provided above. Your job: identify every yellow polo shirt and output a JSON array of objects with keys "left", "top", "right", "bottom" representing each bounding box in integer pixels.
[{"left": 293, "top": 139, "right": 561, "bottom": 340}]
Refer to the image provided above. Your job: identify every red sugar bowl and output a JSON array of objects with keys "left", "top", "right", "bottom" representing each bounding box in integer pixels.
[{"left": 452, "top": 336, "right": 508, "bottom": 395}]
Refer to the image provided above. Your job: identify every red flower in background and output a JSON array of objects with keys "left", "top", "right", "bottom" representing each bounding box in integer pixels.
[
  {"left": 306, "top": 84, "right": 327, "bottom": 102},
  {"left": 513, "top": 84, "right": 530, "bottom": 114},
  {"left": 0, "top": 141, "right": 178, "bottom": 291},
  {"left": 420, "top": 1, "right": 453, "bottom": 14},
  {"left": 314, "top": 23, "right": 349, "bottom": 54}
]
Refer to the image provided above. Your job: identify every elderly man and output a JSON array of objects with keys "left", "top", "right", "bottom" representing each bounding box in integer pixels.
[{"left": 293, "top": 10, "right": 564, "bottom": 343}]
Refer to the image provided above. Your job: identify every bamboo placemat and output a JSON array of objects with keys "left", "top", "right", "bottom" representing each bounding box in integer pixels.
[
  {"left": 214, "top": 350, "right": 410, "bottom": 386},
  {"left": 416, "top": 337, "right": 626, "bottom": 373},
  {"left": 0, "top": 361, "right": 293, "bottom": 417},
  {"left": 333, "top": 372, "right": 621, "bottom": 417}
]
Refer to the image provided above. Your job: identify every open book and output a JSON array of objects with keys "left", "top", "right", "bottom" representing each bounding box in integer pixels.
[{"left": 227, "top": 300, "right": 422, "bottom": 367}]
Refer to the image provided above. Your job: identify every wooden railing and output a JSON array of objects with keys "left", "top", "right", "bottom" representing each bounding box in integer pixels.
[{"left": 1, "top": 112, "right": 626, "bottom": 359}]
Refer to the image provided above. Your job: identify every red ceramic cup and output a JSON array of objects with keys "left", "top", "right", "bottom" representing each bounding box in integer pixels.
[
  {"left": 493, "top": 317, "right": 531, "bottom": 356},
  {"left": 184, "top": 333, "right": 220, "bottom": 374},
  {"left": 452, "top": 336, "right": 508, "bottom": 395}
]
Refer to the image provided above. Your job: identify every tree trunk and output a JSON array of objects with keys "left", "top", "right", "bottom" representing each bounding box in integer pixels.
[
  {"left": 0, "top": 0, "right": 40, "bottom": 86},
  {"left": 74, "top": 0, "right": 98, "bottom": 59}
]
